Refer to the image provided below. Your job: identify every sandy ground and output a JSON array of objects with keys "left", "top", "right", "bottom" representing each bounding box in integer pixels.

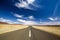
[{"left": 0, "top": 24, "right": 28, "bottom": 34}]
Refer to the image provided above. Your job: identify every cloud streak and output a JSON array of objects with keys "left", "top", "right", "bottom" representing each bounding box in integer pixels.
[
  {"left": 48, "top": 17, "right": 60, "bottom": 21},
  {"left": 0, "top": 17, "right": 60, "bottom": 25},
  {"left": 12, "top": 12, "right": 35, "bottom": 19},
  {"left": 38, "top": 22, "right": 60, "bottom": 25},
  {"left": 26, "top": 0, "right": 35, "bottom": 4},
  {"left": 13, "top": 13, "right": 23, "bottom": 18},
  {"left": 48, "top": 17, "right": 57, "bottom": 21},
  {"left": 53, "top": 0, "right": 60, "bottom": 17},
  {"left": 0, "top": 18, "right": 20, "bottom": 24},
  {"left": 28, "top": 16, "right": 34, "bottom": 19},
  {"left": 17, "top": 19, "right": 38, "bottom": 25},
  {"left": 17, "top": 19, "right": 60, "bottom": 25},
  {"left": 15, "top": 0, "right": 40, "bottom": 10},
  {"left": 11, "top": 12, "right": 60, "bottom": 25}
]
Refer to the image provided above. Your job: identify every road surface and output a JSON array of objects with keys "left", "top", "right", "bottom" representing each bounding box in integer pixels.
[
  {"left": 0, "top": 24, "right": 29, "bottom": 40},
  {"left": 0, "top": 25, "right": 60, "bottom": 40},
  {"left": 31, "top": 26, "right": 60, "bottom": 40}
]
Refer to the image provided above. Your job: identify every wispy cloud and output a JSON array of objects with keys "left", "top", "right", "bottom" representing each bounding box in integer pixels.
[
  {"left": 0, "top": 18, "right": 20, "bottom": 24},
  {"left": 38, "top": 22, "right": 60, "bottom": 25},
  {"left": 48, "top": 17, "right": 60, "bottom": 21},
  {"left": 49, "top": 0, "right": 60, "bottom": 21},
  {"left": 48, "top": 17, "right": 56, "bottom": 21},
  {"left": 13, "top": 13, "right": 23, "bottom": 18},
  {"left": 28, "top": 16, "right": 34, "bottom": 19},
  {"left": 15, "top": 0, "right": 40, "bottom": 10},
  {"left": 12, "top": 13, "right": 37, "bottom": 25},
  {"left": 11, "top": 12, "right": 60, "bottom": 25},
  {"left": 15, "top": 1, "right": 28, "bottom": 8},
  {"left": 26, "top": 0, "right": 35, "bottom": 4},
  {"left": 53, "top": 0, "right": 60, "bottom": 17},
  {"left": 12, "top": 12, "right": 35, "bottom": 19},
  {"left": 17, "top": 19, "right": 26, "bottom": 22},
  {"left": 17, "top": 18, "right": 60, "bottom": 25},
  {"left": 0, "top": 18, "right": 11, "bottom": 22},
  {"left": 1, "top": 17, "right": 60, "bottom": 25},
  {"left": 17, "top": 19, "right": 38, "bottom": 25}
]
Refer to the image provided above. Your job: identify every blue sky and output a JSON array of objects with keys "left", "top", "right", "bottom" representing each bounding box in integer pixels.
[{"left": 0, "top": 0, "right": 60, "bottom": 25}]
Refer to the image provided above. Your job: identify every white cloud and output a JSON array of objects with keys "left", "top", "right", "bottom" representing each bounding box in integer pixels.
[
  {"left": 15, "top": 1, "right": 34, "bottom": 10},
  {"left": 0, "top": 18, "right": 20, "bottom": 24},
  {"left": 17, "top": 19, "right": 26, "bottom": 22},
  {"left": 48, "top": 17, "right": 55, "bottom": 21},
  {"left": 27, "top": 0, "right": 35, "bottom": 4},
  {"left": 28, "top": 16, "right": 34, "bottom": 19},
  {"left": 15, "top": 0, "right": 40, "bottom": 10},
  {"left": 14, "top": 13, "right": 23, "bottom": 18},
  {"left": 15, "top": 1, "right": 28, "bottom": 8},
  {"left": 24, "top": 21, "right": 38, "bottom": 25},
  {"left": 38, "top": 22, "right": 60, "bottom": 25},
  {"left": 48, "top": 17, "right": 59, "bottom": 21},
  {"left": 0, "top": 18, "right": 11, "bottom": 22},
  {"left": 1, "top": 18, "right": 60, "bottom": 25},
  {"left": 18, "top": 19, "right": 60, "bottom": 25},
  {"left": 12, "top": 12, "right": 35, "bottom": 19},
  {"left": 17, "top": 19, "right": 38, "bottom": 25},
  {"left": 17, "top": 19, "right": 60, "bottom": 25}
]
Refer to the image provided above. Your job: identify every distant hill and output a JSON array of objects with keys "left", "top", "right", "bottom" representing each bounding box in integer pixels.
[{"left": 0, "top": 22, "right": 8, "bottom": 24}]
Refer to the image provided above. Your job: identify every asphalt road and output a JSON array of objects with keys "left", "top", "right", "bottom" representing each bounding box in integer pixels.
[
  {"left": 0, "top": 27, "right": 29, "bottom": 40},
  {"left": 31, "top": 27, "right": 60, "bottom": 40},
  {"left": 0, "top": 26, "right": 60, "bottom": 40}
]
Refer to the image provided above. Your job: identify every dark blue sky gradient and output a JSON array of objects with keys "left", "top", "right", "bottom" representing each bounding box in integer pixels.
[{"left": 0, "top": 0, "right": 60, "bottom": 22}]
